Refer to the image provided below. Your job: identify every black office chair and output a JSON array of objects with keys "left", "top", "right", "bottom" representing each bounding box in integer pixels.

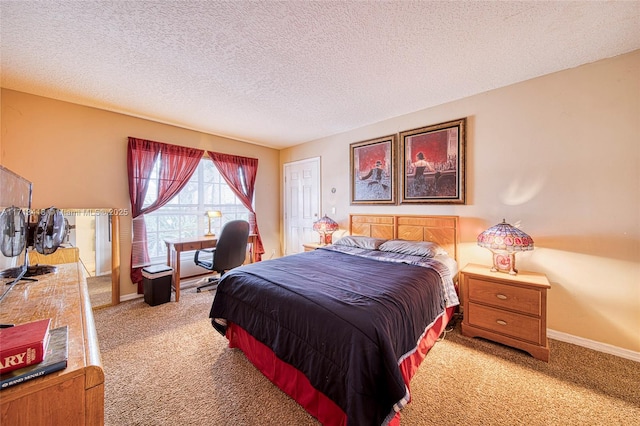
[{"left": 194, "top": 220, "right": 250, "bottom": 292}]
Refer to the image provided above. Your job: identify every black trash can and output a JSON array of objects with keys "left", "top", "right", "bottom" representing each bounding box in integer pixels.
[{"left": 142, "top": 264, "right": 173, "bottom": 306}]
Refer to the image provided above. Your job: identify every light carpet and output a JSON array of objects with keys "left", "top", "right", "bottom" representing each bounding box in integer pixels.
[
  {"left": 94, "top": 288, "right": 640, "bottom": 425},
  {"left": 86, "top": 275, "right": 112, "bottom": 308}
]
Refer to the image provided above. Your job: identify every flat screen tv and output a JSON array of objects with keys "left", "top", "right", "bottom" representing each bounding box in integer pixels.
[{"left": 0, "top": 165, "right": 32, "bottom": 300}]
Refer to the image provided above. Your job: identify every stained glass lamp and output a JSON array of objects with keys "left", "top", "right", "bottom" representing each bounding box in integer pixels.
[
  {"left": 477, "top": 219, "right": 534, "bottom": 275},
  {"left": 313, "top": 215, "right": 339, "bottom": 245}
]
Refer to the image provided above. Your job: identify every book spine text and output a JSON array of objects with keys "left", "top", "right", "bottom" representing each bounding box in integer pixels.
[{"left": 0, "top": 345, "right": 45, "bottom": 374}]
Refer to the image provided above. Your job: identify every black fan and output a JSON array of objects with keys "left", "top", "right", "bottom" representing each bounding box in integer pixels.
[
  {"left": 0, "top": 206, "right": 27, "bottom": 258},
  {"left": 20, "top": 207, "right": 69, "bottom": 278},
  {"left": 33, "top": 207, "right": 68, "bottom": 255}
]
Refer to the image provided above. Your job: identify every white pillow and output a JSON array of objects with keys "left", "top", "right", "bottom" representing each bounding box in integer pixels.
[
  {"left": 378, "top": 239, "right": 446, "bottom": 257},
  {"left": 333, "top": 235, "right": 387, "bottom": 250}
]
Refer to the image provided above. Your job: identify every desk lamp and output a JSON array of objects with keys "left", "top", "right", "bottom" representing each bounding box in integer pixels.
[{"left": 205, "top": 210, "right": 222, "bottom": 237}]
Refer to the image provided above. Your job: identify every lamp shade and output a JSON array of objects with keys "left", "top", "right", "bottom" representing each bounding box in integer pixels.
[
  {"left": 313, "top": 215, "right": 339, "bottom": 244},
  {"left": 477, "top": 219, "right": 534, "bottom": 252},
  {"left": 477, "top": 219, "right": 534, "bottom": 274},
  {"left": 204, "top": 210, "right": 222, "bottom": 236},
  {"left": 313, "top": 215, "right": 339, "bottom": 233}
]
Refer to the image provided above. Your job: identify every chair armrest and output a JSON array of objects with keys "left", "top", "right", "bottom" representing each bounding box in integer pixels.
[{"left": 194, "top": 248, "right": 216, "bottom": 265}]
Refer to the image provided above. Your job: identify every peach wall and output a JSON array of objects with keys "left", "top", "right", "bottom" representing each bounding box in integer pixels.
[
  {"left": 281, "top": 50, "right": 640, "bottom": 353},
  {"left": 0, "top": 90, "right": 281, "bottom": 299}
]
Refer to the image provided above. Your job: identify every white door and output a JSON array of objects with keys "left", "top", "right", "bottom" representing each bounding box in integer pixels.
[{"left": 284, "top": 157, "right": 321, "bottom": 255}]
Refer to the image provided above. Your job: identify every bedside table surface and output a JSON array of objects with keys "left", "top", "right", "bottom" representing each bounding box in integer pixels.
[
  {"left": 302, "top": 242, "right": 327, "bottom": 251},
  {"left": 461, "top": 263, "right": 550, "bottom": 289}
]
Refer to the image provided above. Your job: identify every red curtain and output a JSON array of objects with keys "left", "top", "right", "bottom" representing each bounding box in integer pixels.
[
  {"left": 207, "top": 151, "right": 265, "bottom": 261},
  {"left": 127, "top": 137, "right": 203, "bottom": 289}
]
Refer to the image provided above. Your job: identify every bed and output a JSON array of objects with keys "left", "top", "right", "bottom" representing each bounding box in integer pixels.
[{"left": 209, "top": 214, "right": 460, "bottom": 425}]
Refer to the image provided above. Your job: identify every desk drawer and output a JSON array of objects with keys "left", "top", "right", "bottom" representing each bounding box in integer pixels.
[
  {"left": 199, "top": 239, "right": 217, "bottom": 249},
  {"left": 182, "top": 242, "right": 203, "bottom": 251}
]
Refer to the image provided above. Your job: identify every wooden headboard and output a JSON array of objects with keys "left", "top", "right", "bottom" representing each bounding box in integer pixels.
[{"left": 349, "top": 214, "right": 459, "bottom": 261}]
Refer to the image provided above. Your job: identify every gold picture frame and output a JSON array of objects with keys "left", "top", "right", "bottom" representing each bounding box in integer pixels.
[
  {"left": 350, "top": 135, "right": 397, "bottom": 205},
  {"left": 399, "top": 118, "right": 466, "bottom": 204}
]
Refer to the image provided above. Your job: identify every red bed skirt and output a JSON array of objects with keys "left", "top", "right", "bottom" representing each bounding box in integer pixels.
[{"left": 226, "top": 305, "right": 455, "bottom": 425}]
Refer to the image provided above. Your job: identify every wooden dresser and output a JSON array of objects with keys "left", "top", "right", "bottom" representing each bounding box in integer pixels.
[
  {"left": 28, "top": 247, "right": 80, "bottom": 266},
  {"left": 0, "top": 262, "right": 104, "bottom": 425},
  {"left": 460, "top": 263, "right": 551, "bottom": 362}
]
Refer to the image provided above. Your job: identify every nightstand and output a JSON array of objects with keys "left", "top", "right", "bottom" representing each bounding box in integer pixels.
[
  {"left": 460, "top": 263, "right": 551, "bottom": 362},
  {"left": 302, "top": 243, "right": 324, "bottom": 252}
]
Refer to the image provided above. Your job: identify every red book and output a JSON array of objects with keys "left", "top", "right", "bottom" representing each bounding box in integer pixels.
[{"left": 0, "top": 318, "right": 51, "bottom": 374}]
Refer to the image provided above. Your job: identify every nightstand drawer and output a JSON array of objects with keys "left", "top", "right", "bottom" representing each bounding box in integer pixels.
[
  {"left": 468, "top": 277, "right": 541, "bottom": 316},
  {"left": 467, "top": 303, "right": 542, "bottom": 344}
]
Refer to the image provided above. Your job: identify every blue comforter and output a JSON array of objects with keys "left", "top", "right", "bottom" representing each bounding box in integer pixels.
[{"left": 210, "top": 247, "right": 448, "bottom": 425}]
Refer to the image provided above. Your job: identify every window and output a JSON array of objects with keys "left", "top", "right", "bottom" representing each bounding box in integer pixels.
[{"left": 142, "top": 158, "right": 249, "bottom": 263}]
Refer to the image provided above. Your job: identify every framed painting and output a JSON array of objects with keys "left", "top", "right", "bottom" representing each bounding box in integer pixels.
[
  {"left": 399, "top": 118, "right": 466, "bottom": 204},
  {"left": 350, "top": 135, "right": 396, "bottom": 205}
]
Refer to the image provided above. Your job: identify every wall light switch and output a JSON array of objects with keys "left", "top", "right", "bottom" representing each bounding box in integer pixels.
[{"left": 331, "top": 207, "right": 336, "bottom": 214}]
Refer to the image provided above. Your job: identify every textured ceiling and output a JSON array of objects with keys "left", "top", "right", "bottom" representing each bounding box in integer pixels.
[{"left": 1, "top": 1, "right": 639, "bottom": 149}]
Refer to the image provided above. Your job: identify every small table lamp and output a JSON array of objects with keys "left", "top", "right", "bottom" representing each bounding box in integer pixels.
[
  {"left": 204, "top": 210, "right": 222, "bottom": 237},
  {"left": 477, "top": 219, "right": 534, "bottom": 275},
  {"left": 313, "top": 215, "right": 339, "bottom": 245}
]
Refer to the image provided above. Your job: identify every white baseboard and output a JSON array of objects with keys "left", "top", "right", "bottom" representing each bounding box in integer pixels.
[
  {"left": 119, "top": 293, "right": 143, "bottom": 302},
  {"left": 547, "top": 329, "right": 640, "bottom": 362}
]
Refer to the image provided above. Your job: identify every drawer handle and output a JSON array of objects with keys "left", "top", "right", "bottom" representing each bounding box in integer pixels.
[
  {"left": 496, "top": 294, "right": 508, "bottom": 300},
  {"left": 496, "top": 319, "right": 508, "bottom": 326}
]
